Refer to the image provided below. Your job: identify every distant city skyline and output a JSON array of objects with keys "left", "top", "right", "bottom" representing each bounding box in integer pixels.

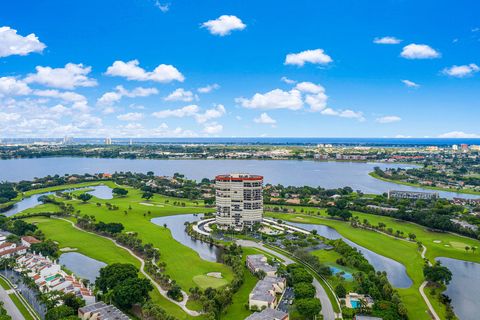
[{"left": 0, "top": 0, "right": 479, "bottom": 138}]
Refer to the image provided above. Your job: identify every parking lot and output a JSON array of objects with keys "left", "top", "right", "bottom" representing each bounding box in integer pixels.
[{"left": 277, "top": 286, "right": 294, "bottom": 313}]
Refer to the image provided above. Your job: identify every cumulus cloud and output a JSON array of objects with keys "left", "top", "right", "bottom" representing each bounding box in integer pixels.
[
  {"left": 401, "top": 44, "right": 440, "bottom": 59},
  {"left": 285, "top": 49, "right": 332, "bottom": 66},
  {"left": 201, "top": 15, "right": 246, "bottom": 36},
  {"left": 117, "top": 112, "right": 144, "bottom": 121},
  {"left": 194, "top": 104, "right": 226, "bottom": 123},
  {"left": 152, "top": 105, "right": 200, "bottom": 118},
  {"left": 295, "top": 82, "right": 325, "bottom": 94},
  {"left": 0, "top": 77, "right": 32, "bottom": 96},
  {"left": 280, "top": 76, "right": 296, "bottom": 84},
  {"left": 442, "top": 64, "right": 479, "bottom": 78},
  {"left": 254, "top": 112, "right": 276, "bottom": 125},
  {"left": 0, "top": 26, "right": 46, "bottom": 57},
  {"left": 34, "top": 89, "right": 86, "bottom": 103},
  {"left": 294, "top": 82, "right": 328, "bottom": 112},
  {"left": 321, "top": 108, "right": 365, "bottom": 121},
  {"left": 373, "top": 36, "right": 402, "bottom": 44},
  {"left": 438, "top": 131, "right": 480, "bottom": 138},
  {"left": 235, "top": 89, "right": 303, "bottom": 110},
  {"left": 376, "top": 115, "right": 401, "bottom": 123},
  {"left": 0, "top": 112, "right": 21, "bottom": 122},
  {"left": 165, "top": 88, "right": 196, "bottom": 102},
  {"left": 105, "top": 60, "right": 184, "bottom": 83},
  {"left": 97, "top": 85, "right": 158, "bottom": 105},
  {"left": 197, "top": 83, "right": 220, "bottom": 93},
  {"left": 24, "top": 63, "right": 97, "bottom": 89},
  {"left": 401, "top": 79, "right": 420, "bottom": 88},
  {"left": 203, "top": 122, "right": 223, "bottom": 134}
]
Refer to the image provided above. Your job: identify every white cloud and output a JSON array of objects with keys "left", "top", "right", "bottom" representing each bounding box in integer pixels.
[
  {"left": 117, "top": 112, "right": 144, "bottom": 121},
  {"left": 201, "top": 15, "right": 246, "bottom": 36},
  {"left": 321, "top": 108, "right": 365, "bottom": 121},
  {"left": 154, "top": 1, "right": 169, "bottom": 12},
  {"left": 376, "top": 115, "right": 401, "bottom": 123},
  {"left": 34, "top": 89, "right": 86, "bottom": 103},
  {"left": 0, "top": 77, "right": 32, "bottom": 96},
  {"left": 285, "top": 49, "right": 332, "bottom": 66},
  {"left": 152, "top": 104, "right": 200, "bottom": 118},
  {"left": 194, "top": 104, "right": 226, "bottom": 123},
  {"left": 401, "top": 44, "right": 440, "bottom": 59},
  {"left": 236, "top": 89, "right": 303, "bottom": 110},
  {"left": 203, "top": 122, "right": 223, "bottom": 134},
  {"left": 438, "top": 131, "right": 480, "bottom": 138},
  {"left": 373, "top": 36, "right": 402, "bottom": 44},
  {"left": 442, "top": 64, "right": 479, "bottom": 78},
  {"left": 295, "top": 82, "right": 324, "bottom": 94},
  {"left": 97, "top": 85, "right": 158, "bottom": 105},
  {"left": 401, "top": 79, "right": 420, "bottom": 88},
  {"left": 295, "top": 82, "right": 327, "bottom": 111},
  {"left": 105, "top": 60, "right": 184, "bottom": 83},
  {"left": 25, "top": 63, "right": 97, "bottom": 89},
  {"left": 197, "top": 83, "right": 220, "bottom": 93},
  {"left": 165, "top": 88, "right": 195, "bottom": 102},
  {"left": 280, "top": 76, "right": 296, "bottom": 84},
  {"left": 254, "top": 112, "right": 276, "bottom": 125},
  {"left": 0, "top": 112, "right": 21, "bottom": 122},
  {"left": 0, "top": 26, "right": 46, "bottom": 57}
]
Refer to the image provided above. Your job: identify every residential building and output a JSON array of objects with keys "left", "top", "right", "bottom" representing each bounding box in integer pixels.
[
  {"left": 387, "top": 190, "right": 438, "bottom": 200},
  {"left": 21, "top": 236, "right": 41, "bottom": 248},
  {"left": 16, "top": 253, "right": 95, "bottom": 304},
  {"left": 246, "top": 255, "right": 277, "bottom": 277},
  {"left": 245, "top": 308, "right": 289, "bottom": 320},
  {"left": 78, "top": 302, "right": 129, "bottom": 320},
  {"left": 215, "top": 173, "right": 263, "bottom": 230},
  {"left": 0, "top": 242, "right": 27, "bottom": 258},
  {"left": 344, "top": 292, "right": 374, "bottom": 309},
  {"left": 249, "top": 276, "right": 286, "bottom": 310}
]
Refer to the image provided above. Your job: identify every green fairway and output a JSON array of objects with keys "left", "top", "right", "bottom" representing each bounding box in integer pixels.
[{"left": 192, "top": 274, "right": 228, "bottom": 289}]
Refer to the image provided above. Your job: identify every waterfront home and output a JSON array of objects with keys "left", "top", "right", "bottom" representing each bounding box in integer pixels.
[
  {"left": 245, "top": 308, "right": 289, "bottom": 320},
  {"left": 16, "top": 253, "right": 95, "bottom": 305},
  {"left": 21, "top": 236, "right": 41, "bottom": 248},
  {"left": 78, "top": 301, "right": 129, "bottom": 320},
  {"left": 0, "top": 242, "right": 27, "bottom": 258},
  {"left": 344, "top": 292, "right": 374, "bottom": 309},
  {"left": 246, "top": 254, "right": 277, "bottom": 277},
  {"left": 249, "top": 276, "right": 286, "bottom": 310}
]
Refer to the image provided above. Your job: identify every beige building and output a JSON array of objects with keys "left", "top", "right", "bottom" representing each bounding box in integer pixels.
[{"left": 215, "top": 173, "right": 263, "bottom": 230}]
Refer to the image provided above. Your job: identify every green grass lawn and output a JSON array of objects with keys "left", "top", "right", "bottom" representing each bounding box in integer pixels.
[
  {"left": 9, "top": 293, "right": 35, "bottom": 320},
  {"left": 23, "top": 216, "right": 199, "bottom": 320},
  {"left": 192, "top": 275, "right": 228, "bottom": 289}
]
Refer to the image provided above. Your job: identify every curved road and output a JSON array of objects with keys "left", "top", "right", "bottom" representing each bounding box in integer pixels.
[
  {"left": 0, "top": 286, "right": 24, "bottom": 320},
  {"left": 56, "top": 218, "right": 201, "bottom": 316},
  {"left": 236, "top": 240, "right": 336, "bottom": 320}
]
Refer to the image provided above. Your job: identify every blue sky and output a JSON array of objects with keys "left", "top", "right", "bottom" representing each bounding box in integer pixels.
[{"left": 0, "top": 0, "right": 479, "bottom": 138}]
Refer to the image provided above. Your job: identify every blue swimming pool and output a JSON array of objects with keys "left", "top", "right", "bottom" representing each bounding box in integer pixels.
[{"left": 351, "top": 300, "right": 361, "bottom": 308}]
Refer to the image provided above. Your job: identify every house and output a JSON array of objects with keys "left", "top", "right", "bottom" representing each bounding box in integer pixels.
[
  {"left": 344, "top": 292, "right": 374, "bottom": 309},
  {"left": 0, "top": 242, "right": 27, "bottom": 259},
  {"left": 249, "top": 276, "right": 286, "bottom": 310},
  {"left": 21, "top": 236, "right": 41, "bottom": 248},
  {"left": 246, "top": 255, "right": 277, "bottom": 277},
  {"left": 245, "top": 308, "right": 289, "bottom": 320},
  {"left": 78, "top": 302, "right": 129, "bottom": 320}
]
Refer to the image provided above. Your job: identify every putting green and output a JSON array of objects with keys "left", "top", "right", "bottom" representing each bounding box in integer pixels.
[
  {"left": 450, "top": 241, "right": 469, "bottom": 250},
  {"left": 192, "top": 274, "right": 228, "bottom": 289}
]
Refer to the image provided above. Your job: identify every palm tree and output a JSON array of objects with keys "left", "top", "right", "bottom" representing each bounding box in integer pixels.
[
  {"left": 472, "top": 246, "right": 477, "bottom": 254},
  {"left": 465, "top": 246, "right": 470, "bottom": 253}
]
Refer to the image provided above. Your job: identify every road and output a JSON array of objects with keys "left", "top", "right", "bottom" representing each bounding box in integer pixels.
[
  {"left": 0, "top": 285, "right": 24, "bottom": 320},
  {"left": 236, "top": 239, "right": 336, "bottom": 320},
  {"left": 419, "top": 245, "right": 441, "bottom": 320}
]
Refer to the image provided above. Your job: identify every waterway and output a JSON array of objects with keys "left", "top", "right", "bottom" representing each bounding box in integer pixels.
[
  {"left": 58, "top": 252, "right": 107, "bottom": 283},
  {"left": 436, "top": 257, "right": 480, "bottom": 320},
  {"left": 150, "top": 214, "right": 223, "bottom": 262},
  {"left": 2, "top": 185, "right": 112, "bottom": 217},
  {"left": 285, "top": 221, "right": 413, "bottom": 288},
  {"left": 0, "top": 157, "right": 477, "bottom": 199}
]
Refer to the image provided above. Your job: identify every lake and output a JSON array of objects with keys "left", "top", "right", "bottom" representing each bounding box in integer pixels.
[
  {"left": 0, "top": 157, "right": 477, "bottom": 199},
  {"left": 286, "top": 221, "right": 413, "bottom": 288},
  {"left": 436, "top": 257, "right": 480, "bottom": 320},
  {"left": 2, "top": 185, "right": 112, "bottom": 217},
  {"left": 150, "top": 214, "right": 223, "bottom": 262},
  {"left": 59, "top": 252, "right": 107, "bottom": 283}
]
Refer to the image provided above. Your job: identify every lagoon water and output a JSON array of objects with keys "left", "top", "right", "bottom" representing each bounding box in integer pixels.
[
  {"left": 59, "top": 252, "right": 107, "bottom": 283},
  {"left": 0, "top": 157, "right": 477, "bottom": 199},
  {"left": 286, "top": 221, "right": 413, "bottom": 288}
]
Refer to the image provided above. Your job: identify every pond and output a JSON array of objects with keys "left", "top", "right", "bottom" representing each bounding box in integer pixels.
[
  {"left": 285, "top": 221, "right": 413, "bottom": 288},
  {"left": 2, "top": 185, "right": 112, "bottom": 217},
  {"left": 436, "top": 257, "right": 480, "bottom": 320},
  {"left": 0, "top": 157, "right": 477, "bottom": 199},
  {"left": 150, "top": 214, "right": 223, "bottom": 263},
  {"left": 58, "top": 252, "right": 107, "bottom": 283}
]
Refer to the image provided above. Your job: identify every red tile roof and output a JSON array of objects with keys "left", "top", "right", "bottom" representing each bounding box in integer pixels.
[{"left": 21, "top": 236, "right": 41, "bottom": 244}]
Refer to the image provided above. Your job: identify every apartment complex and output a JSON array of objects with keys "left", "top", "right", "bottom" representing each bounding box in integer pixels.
[
  {"left": 388, "top": 190, "right": 439, "bottom": 200},
  {"left": 215, "top": 173, "right": 263, "bottom": 230},
  {"left": 78, "top": 302, "right": 129, "bottom": 320}
]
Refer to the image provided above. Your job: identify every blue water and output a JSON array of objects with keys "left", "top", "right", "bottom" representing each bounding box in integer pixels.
[
  {"left": 351, "top": 300, "right": 361, "bottom": 308},
  {"left": 59, "top": 252, "right": 107, "bottom": 283}
]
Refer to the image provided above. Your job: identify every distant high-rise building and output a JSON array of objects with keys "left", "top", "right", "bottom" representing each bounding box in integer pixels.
[
  {"left": 105, "top": 137, "right": 112, "bottom": 145},
  {"left": 461, "top": 144, "right": 469, "bottom": 152},
  {"left": 215, "top": 173, "right": 263, "bottom": 230},
  {"left": 452, "top": 144, "right": 458, "bottom": 151}
]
